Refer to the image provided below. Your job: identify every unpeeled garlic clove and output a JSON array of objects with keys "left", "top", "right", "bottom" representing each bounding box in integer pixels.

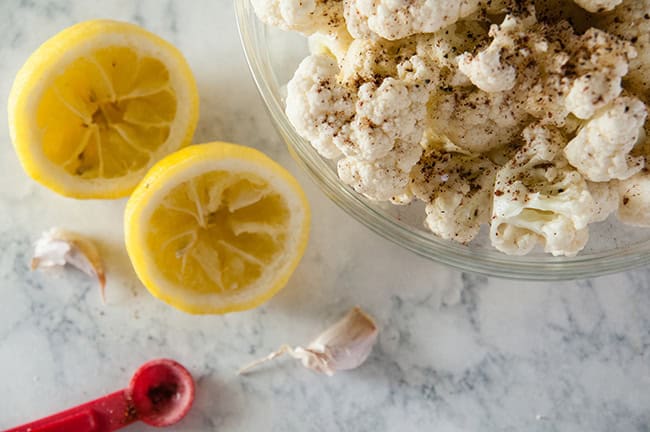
[
  {"left": 238, "top": 306, "right": 378, "bottom": 376},
  {"left": 31, "top": 228, "right": 106, "bottom": 300}
]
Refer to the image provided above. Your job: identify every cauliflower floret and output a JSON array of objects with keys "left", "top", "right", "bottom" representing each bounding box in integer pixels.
[
  {"left": 490, "top": 124, "right": 596, "bottom": 256},
  {"left": 343, "top": 0, "right": 484, "bottom": 40},
  {"left": 336, "top": 79, "right": 428, "bottom": 200},
  {"left": 457, "top": 13, "right": 537, "bottom": 93},
  {"left": 252, "top": 0, "right": 344, "bottom": 35},
  {"left": 286, "top": 51, "right": 429, "bottom": 201},
  {"left": 411, "top": 148, "right": 498, "bottom": 243},
  {"left": 617, "top": 172, "right": 650, "bottom": 226},
  {"left": 564, "top": 28, "right": 636, "bottom": 119},
  {"left": 338, "top": 138, "right": 423, "bottom": 201},
  {"left": 573, "top": 0, "right": 622, "bottom": 13},
  {"left": 308, "top": 27, "right": 354, "bottom": 64},
  {"left": 414, "top": 20, "right": 489, "bottom": 88},
  {"left": 587, "top": 181, "right": 619, "bottom": 222},
  {"left": 598, "top": 0, "right": 650, "bottom": 95},
  {"left": 286, "top": 55, "right": 355, "bottom": 159},
  {"left": 342, "top": 79, "right": 428, "bottom": 161},
  {"left": 340, "top": 38, "right": 417, "bottom": 84},
  {"left": 427, "top": 88, "right": 529, "bottom": 154},
  {"left": 564, "top": 96, "right": 647, "bottom": 182}
]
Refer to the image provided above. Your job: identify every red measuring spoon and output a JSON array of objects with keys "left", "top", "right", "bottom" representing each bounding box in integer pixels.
[{"left": 6, "top": 359, "right": 195, "bottom": 432}]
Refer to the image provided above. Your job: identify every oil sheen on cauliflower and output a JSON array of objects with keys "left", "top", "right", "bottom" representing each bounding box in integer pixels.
[
  {"left": 565, "top": 96, "right": 647, "bottom": 182},
  {"left": 490, "top": 124, "right": 596, "bottom": 256},
  {"left": 573, "top": 0, "right": 622, "bottom": 13},
  {"left": 411, "top": 147, "right": 497, "bottom": 243},
  {"left": 587, "top": 181, "right": 620, "bottom": 222},
  {"left": 617, "top": 173, "right": 650, "bottom": 227},
  {"left": 427, "top": 88, "right": 528, "bottom": 154}
]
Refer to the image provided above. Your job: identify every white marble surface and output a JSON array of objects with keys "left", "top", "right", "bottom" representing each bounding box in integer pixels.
[{"left": 1, "top": 1, "right": 650, "bottom": 431}]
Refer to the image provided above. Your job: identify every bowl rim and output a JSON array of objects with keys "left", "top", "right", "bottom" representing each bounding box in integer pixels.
[{"left": 234, "top": 0, "right": 650, "bottom": 280}]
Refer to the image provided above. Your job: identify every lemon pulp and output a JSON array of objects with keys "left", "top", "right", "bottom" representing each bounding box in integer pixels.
[
  {"left": 149, "top": 172, "right": 291, "bottom": 294},
  {"left": 37, "top": 48, "right": 176, "bottom": 179},
  {"left": 125, "top": 143, "right": 311, "bottom": 314}
]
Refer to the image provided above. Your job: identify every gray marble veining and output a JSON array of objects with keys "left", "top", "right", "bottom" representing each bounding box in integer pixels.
[{"left": 0, "top": 1, "right": 649, "bottom": 431}]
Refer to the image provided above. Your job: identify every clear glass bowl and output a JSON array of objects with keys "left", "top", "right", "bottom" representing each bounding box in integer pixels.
[{"left": 234, "top": 0, "right": 650, "bottom": 280}]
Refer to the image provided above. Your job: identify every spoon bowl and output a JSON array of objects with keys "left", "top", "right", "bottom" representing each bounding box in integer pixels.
[{"left": 129, "top": 359, "right": 195, "bottom": 427}]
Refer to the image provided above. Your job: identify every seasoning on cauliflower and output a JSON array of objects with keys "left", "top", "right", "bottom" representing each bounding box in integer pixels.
[
  {"left": 255, "top": 0, "right": 650, "bottom": 256},
  {"left": 564, "top": 28, "right": 636, "bottom": 120},
  {"left": 411, "top": 147, "right": 497, "bottom": 243},
  {"left": 286, "top": 46, "right": 430, "bottom": 200},
  {"left": 490, "top": 124, "right": 596, "bottom": 256},
  {"left": 415, "top": 20, "right": 489, "bottom": 87},
  {"left": 564, "top": 96, "right": 647, "bottom": 182},
  {"left": 308, "top": 27, "right": 355, "bottom": 64},
  {"left": 338, "top": 137, "right": 423, "bottom": 201},
  {"left": 336, "top": 77, "right": 429, "bottom": 200},
  {"left": 598, "top": 0, "right": 650, "bottom": 95},
  {"left": 340, "top": 38, "right": 417, "bottom": 85},
  {"left": 587, "top": 181, "right": 620, "bottom": 222},
  {"left": 285, "top": 54, "right": 355, "bottom": 159},
  {"left": 427, "top": 88, "right": 529, "bottom": 154},
  {"left": 617, "top": 172, "right": 650, "bottom": 227},
  {"left": 572, "top": 0, "right": 622, "bottom": 12},
  {"left": 252, "top": 0, "right": 344, "bottom": 35},
  {"left": 457, "top": 13, "right": 537, "bottom": 93},
  {"left": 343, "top": 0, "right": 484, "bottom": 41}
]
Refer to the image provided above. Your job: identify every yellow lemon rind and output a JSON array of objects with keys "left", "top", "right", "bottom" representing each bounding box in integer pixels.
[
  {"left": 8, "top": 19, "right": 199, "bottom": 199},
  {"left": 124, "top": 142, "right": 311, "bottom": 314}
]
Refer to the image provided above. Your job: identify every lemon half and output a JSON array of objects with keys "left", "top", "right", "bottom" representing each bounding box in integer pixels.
[
  {"left": 9, "top": 20, "right": 199, "bottom": 198},
  {"left": 125, "top": 143, "right": 311, "bottom": 314}
]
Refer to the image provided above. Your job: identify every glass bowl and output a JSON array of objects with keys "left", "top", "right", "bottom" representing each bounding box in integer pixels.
[{"left": 234, "top": 0, "right": 650, "bottom": 280}]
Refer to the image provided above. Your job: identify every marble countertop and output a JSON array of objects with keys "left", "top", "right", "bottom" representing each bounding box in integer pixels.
[{"left": 1, "top": 1, "right": 649, "bottom": 431}]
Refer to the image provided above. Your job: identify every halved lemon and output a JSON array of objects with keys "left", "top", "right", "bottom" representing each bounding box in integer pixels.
[
  {"left": 125, "top": 143, "right": 311, "bottom": 314},
  {"left": 8, "top": 20, "right": 199, "bottom": 198}
]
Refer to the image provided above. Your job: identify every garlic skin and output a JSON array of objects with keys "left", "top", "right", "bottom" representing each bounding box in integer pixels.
[
  {"left": 238, "top": 307, "right": 378, "bottom": 376},
  {"left": 31, "top": 228, "right": 106, "bottom": 299}
]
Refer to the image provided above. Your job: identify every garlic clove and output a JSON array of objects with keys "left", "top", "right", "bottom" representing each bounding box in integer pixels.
[
  {"left": 31, "top": 228, "right": 106, "bottom": 300},
  {"left": 238, "top": 306, "right": 378, "bottom": 376}
]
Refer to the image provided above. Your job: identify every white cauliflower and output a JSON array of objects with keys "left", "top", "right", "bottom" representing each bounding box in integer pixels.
[
  {"left": 410, "top": 148, "right": 498, "bottom": 243},
  {"left": 415, "top": 20, "right": 489, "bottom": 87},
  {"left": 427, "top": 88, "right": 528, "bottom": 154},
  {"left": 564, "top": 28, "right": 636, "bottom": 120},
  {"left": 342, "top": 78, "right": 428, "bottom": 161},
  {"left": 457, "top": 13, "right": 538, "bottom": 93},
  {"left": 336, "top": 78, "right": 429, "bottom": 200},
  {"left": 587, "top": 181, "right": 619, "bottom": 222},
  {"left": 308, "top": 26, "right": 355, "bottom": 63},
  {"left": 598, "top": 0, "right": 650, "bottom": 95},
  {"left": 285, "top": 55, "right": 355, "bottom": 159},
  {"left": 490, "top": 124, "right": 596, "bottom": 256},
  {"left": 564, "top": 96, "right": 646, "bottom": 182},
  {"left": 573, "top": 0, "right": 622, "bottom": 13},
  {"left": 286, "top": 48, "right": 430, "bottom": 200},
  {"left": 617, "top": 172, "right": 650, "bottom": 227},
  {"left": 343, "top": 0, "right": 484, "bottom": 40},
  {"left": 338, "top": 138, "right": 423, "bottom": 201},
  {"left": 252, "top": 0, "right": 344, "bottom": 35},
  {"left": 340, "top": 38, "right": 418, "bottom": 84}
]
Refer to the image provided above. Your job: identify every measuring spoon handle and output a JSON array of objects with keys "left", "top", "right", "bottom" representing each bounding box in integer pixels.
[{"left": 5, "top": 389, "right": 138, "bottom": 432}]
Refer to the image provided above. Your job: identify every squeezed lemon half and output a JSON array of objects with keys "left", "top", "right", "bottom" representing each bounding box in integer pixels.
[
  {"left": 125, "top": 143, "right": 311, "bottom": 314},
  {"left": 8, "top": 19, "right": 199, "bottom": 198}
]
